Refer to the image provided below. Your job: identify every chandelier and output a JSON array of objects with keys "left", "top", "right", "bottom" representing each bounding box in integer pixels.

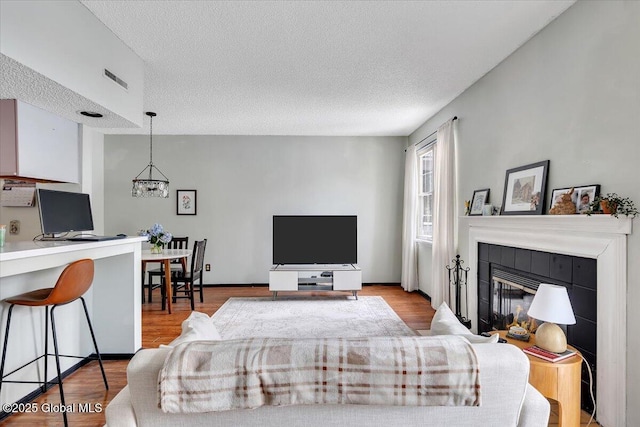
[{"left": 132, "top": 112, "right": 169, "bottom": 198}]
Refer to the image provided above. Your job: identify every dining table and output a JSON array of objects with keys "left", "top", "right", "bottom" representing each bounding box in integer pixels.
[{"left": 141, "top": 248, "right": 192, "bottom": 314}]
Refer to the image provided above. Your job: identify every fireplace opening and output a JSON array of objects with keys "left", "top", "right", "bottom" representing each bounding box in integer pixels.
[{"left": 492, "top": 273, "right": 538, "bottom": 333}]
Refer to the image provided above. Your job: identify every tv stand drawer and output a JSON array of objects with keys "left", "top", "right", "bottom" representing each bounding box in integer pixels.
[
  {"left": 269, "top": 271, "right": 298, "bottom": 291},
  {"left": 333, "top": 270, "right": 362, "bottom": 290}
]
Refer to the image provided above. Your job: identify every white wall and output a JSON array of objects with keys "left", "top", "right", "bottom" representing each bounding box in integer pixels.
[
  {"left": 409, "top": 1, "right": 640, "bottom": 425},
  {"left": 103, "top": 135, "right": 406, "bottom": 284},
  {"left": 416, "top": 241, "right": 433, "bottom": 296},
  {"left": 82, "top": 126, "right": 105, "bottom": 234}
]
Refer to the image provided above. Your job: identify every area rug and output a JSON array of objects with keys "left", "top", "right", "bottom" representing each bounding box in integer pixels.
[{"left": 212, "top": 296, "right": 417, "bottom": 339}]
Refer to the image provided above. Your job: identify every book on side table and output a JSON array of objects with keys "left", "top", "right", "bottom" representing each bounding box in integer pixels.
[{"left": 523, "top": 345, "right": 577, "bottom": 363}]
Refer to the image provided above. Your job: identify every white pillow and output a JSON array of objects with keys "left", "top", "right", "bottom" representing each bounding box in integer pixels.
[
  {"left": 164, "top": 311, "right": 221, "bottom": 347},
  {"left": 430, "top": 302, "right": 499, "bottom": 344}
]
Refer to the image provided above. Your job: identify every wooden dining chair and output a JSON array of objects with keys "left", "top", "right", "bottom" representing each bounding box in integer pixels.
[
  {"left": 163, "top": 239, "right": 207, "bottom": 311},
  {"left": 144, "top": 237, "right": 189, "bottom": 303}
]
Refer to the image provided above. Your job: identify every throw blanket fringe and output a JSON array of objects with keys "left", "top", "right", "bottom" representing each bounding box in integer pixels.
[{"left": 159, "top": 335, "right": 480, "bottom": 413}]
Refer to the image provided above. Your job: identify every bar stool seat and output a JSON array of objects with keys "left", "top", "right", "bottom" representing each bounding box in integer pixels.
[
  {"left": 5, "top": 288, "right": 56, "bottom": 305},
  {"left": 0, "top": 259, "right": 108, "bottom": 426}
]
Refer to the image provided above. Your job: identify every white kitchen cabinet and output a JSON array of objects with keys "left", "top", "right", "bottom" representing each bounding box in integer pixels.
[{"left": 0, "top": 99, "right": 80, "bottom": 183}]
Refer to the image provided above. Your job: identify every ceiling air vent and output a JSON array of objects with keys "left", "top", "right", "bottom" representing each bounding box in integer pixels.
[{"left": 104, "top": 68, "right": 128, "bottom": 90}]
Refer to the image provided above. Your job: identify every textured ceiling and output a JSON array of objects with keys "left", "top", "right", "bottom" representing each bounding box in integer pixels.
[
  {"left": 0, "top": 54, "right": 138, "bottom": 129},
  {"left": 84, "top": 1, "right": 572, "bottom": 135}
]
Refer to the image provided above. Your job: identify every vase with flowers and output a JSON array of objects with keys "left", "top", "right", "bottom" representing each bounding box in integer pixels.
[{"left": 139, "top": 223, "right": 172, "bottom": 253}]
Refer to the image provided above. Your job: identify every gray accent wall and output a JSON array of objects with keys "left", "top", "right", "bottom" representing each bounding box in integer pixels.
[
  {"left": 104, "top": 135, "right": 406, "bottom": 284},
  {"left": 409, "top": 1, "right": 640, "bottom": 425}
]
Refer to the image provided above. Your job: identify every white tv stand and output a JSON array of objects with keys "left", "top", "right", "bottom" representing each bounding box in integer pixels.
[{"left": 269, "top": 264, "right": 362, "bottom": 300}]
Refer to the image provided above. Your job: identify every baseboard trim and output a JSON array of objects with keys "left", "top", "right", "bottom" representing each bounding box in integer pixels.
[
  {"left": 366, "top": 283, "right": 401, "bottom": 286},
  {"left": 202, "top": 283, "right": 268, "bottom": 287},
  {"left": 97, "top": 353, "right": 134, "bottom": 360},
  {"left": 416, "top": 289, "right": 431, "bottom": 301},
  {"left": 201, "top": 283, "right": 403, "bottom": 287}
]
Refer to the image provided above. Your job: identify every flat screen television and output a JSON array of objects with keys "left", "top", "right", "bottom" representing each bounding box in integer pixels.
[
  {"left": 273, "top": 215, "right": 357, "bottom": 265},
  {"left": 37, "top": 189, "right": 94, "bottom": 235}
]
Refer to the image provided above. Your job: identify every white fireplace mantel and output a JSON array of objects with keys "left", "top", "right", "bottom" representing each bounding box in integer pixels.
[
  {"left": 463, "top": 214, "right": 632, "bottom": 235},
  {"left": 461, "top": 214, "right": 632, "bottom": 427}
]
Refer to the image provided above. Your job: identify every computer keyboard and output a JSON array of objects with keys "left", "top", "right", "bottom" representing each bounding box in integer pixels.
[{"left": 66, "top": 235, "right": 126, "bottom": 242}]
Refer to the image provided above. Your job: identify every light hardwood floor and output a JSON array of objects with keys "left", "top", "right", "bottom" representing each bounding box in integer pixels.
[{"left": 0, "top": 285, "right": 598, "bottom": 426}]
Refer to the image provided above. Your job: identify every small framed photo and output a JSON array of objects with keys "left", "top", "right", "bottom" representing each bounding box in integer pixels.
[
  {"left": 551, "top": 185, "right": 600, "bottom": 214},
  {"left": 470, "top": 189, "right": 490, "bottom": 216},
  {"left": 500, "top": 160, "right": 549, "bottom": 215},
  {"left": 177, "top": 190, "right": 197, "bottom": 215}
]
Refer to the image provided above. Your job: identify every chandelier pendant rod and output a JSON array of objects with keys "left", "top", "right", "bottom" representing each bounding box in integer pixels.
[
  {"left": 131, "top": 111, "right": 169, "bottom": 198},
  {"left": 148, "top": 112, "right": 156, "bottom": 180}
]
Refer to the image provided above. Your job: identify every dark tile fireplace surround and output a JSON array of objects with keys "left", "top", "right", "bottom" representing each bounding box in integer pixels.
[{"left": 477, "top": 243, "right": 597, "bottom": 412}]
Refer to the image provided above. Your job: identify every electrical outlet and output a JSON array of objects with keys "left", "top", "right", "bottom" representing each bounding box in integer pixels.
[
  {"left": 205, "top": 264, "right": 211, "bottom": 271},
  {"left": 9, "top": 220, "right": 20, "bottom": 235}
]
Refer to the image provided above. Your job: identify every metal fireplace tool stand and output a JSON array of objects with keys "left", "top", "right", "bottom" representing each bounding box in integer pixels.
[{"left": 446, "top": 255, "right": 472, "bottom": 329}]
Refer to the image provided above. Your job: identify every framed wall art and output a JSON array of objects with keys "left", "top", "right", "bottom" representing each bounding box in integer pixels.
[
  {"left": 551, "top": 184, "right": 600, "bottom": 214},
  {"left": 177, "top": 190, "right": 197, "bottom": 215},
  {"left": 470, "top": 188, "right": 490, "bottom": 216},
  {"left": 500, "top": 160, "right": 549, "bottom": 215}
]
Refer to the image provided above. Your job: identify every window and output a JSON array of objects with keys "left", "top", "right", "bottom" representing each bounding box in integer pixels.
[{"left": 417, "top": 143, "right": 434, "bottom": 241}]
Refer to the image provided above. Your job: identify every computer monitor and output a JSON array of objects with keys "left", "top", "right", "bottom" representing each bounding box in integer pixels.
[{"left": 37, "top": 189, "right": 94, "bottom": 236}]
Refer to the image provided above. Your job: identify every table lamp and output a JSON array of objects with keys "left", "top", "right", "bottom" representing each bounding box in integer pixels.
[{"left": 527, "top": 283, "right": 576, "bottom": 353}]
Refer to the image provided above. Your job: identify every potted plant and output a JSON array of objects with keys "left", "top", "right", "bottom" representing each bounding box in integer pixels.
[{"left": 586, "top": 193, "right": 638, "bottom": 218}]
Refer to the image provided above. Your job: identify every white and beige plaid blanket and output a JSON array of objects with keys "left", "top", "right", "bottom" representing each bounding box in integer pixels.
[{"left": 158, "top": 335, "right": 480, "bottom": 413}]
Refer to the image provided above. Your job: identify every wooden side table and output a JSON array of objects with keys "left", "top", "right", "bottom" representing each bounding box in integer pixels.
[{"left": 492, "top": 330, "right": 582, "bottom": 427}]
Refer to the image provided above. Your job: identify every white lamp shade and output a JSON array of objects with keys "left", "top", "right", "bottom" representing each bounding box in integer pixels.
[{"left": 527, "top": 283, "right": 576, "bottom": 325}]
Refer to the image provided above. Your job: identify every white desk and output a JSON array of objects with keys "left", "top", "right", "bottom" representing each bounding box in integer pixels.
[
  {"left": 141, "top": 249, "right": 191, "bottom": 314},
  {"left": 0, "top": 237, "right": 145, "bottom": 406}
]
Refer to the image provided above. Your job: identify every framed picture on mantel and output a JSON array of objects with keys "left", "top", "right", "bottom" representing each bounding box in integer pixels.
[
  {"left": 551, "top": 184, "right": 600, "bottom": 214},
  {"left": 177, "top": 190, "right": 197, "bottom": 215},
  {"left": 470, "top": 189, "right": 490, "bottom": 216},
  {"left": 500, "top": 160, "right": 549, "bottom": 215}
]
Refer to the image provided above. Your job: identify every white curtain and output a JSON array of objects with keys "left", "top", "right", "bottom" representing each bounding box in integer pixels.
[
  {"left": 430, "top": 119, "right": 457, "bottom": 307},
  {"left": 400, "top": 145, "right": 419, "bottom": 292}
]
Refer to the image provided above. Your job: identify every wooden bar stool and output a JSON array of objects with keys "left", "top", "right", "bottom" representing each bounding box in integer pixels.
[{"left": 0, "top": 259, "right": 108, "bottom": 426}]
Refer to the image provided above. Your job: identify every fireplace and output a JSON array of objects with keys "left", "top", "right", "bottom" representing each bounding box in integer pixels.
[
  {"left": 491, "top": 271, "right": 537, "bottom": 332},
  {"left": 477, "top": 243, "right": 597, "bottom": 412},
  {"left": 463, "top": 215, "right": 631, "bottom": 427}
]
